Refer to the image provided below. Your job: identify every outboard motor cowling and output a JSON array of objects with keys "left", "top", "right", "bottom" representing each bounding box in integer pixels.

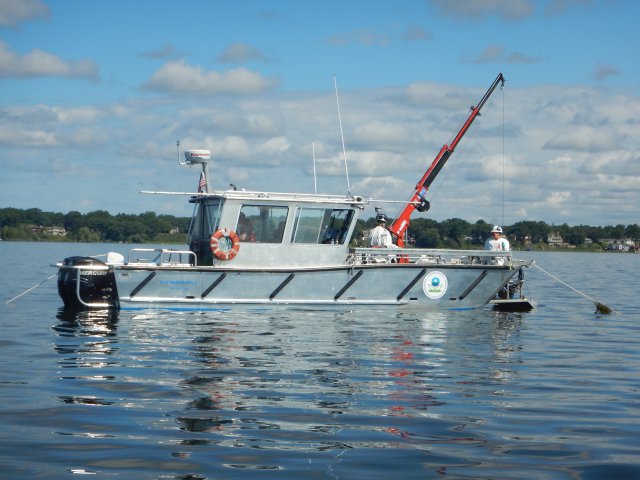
[{"left": 57, "top": 256, "right": 119, "bottom": 310}]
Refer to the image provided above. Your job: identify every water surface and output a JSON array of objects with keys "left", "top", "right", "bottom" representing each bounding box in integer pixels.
[{"left": 1, "top": 243, "right": 639, "bottom": 478}]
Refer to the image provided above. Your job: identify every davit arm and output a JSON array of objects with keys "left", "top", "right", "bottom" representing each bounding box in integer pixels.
[{"left": 389, "top": 73, "right": 505, "bottom": 247}]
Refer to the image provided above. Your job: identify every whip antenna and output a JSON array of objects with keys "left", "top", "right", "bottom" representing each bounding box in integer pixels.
[
  {"left": 312, "top": 141, "right": 318, "bottom": 194},
  {"left": 333, "top": 75, "right": 351, "bottom": 195}
]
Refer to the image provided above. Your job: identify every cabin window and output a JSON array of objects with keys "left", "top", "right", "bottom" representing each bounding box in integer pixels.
[
  {"left": 291, "top": 208, "right": 354, "bottom": 244},
  {"left": 237, "top": 205, "right": 288, "bottom": 243}
]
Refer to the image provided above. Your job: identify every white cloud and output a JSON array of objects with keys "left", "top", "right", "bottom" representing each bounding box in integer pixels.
[
  {"left": 547, "top": 191, "right": 571, "bottom": 206},
  {"left": 543, "top": 126, "right": 621, "bottom": 152},
  {"left": 226, "top": 167, "right": 251, "bottom": 183},
  {"left": 0, "top": 125, "right": 59, "bottom": 146},
  {"left": 592, "top": 62, "right": 621, "bottom": 81},
  {"left": 0, "top": 104, "right": 101, "bottom": 124},
  {"left": 328, "top": 24, "right": 432, "bottom": 47},
  {"left": 431, "top": 0, "right": 534, "bottom": 21},
  {"left": 464, "top": 44, "right": 505, "bottom": 64},
  {"left": 353, "top": 176, "right": 407, "bottom": 200},
  {"left": 595, "top": 173, "right": 640, "bottom": 192},
  {"left": 179, "top": 109, "right": 284, "bottom": 138},
  {"left": 143, "top": 60, "right": 279, "bottom": 95},
  {"left": 328, "top": 29, "right": 391, "bottom": 47},
  {"left": 400, "top": 24, "right": 433, "bottom": 41},
  {"left": 463, "top": 44, "right": 541, "bottom": 64},
  {"left": 66, "top": 127, "right": 107, "bottom": 146},
  {"left": 548, "top": 154, "right": 573, "bottom": 165},
  {"left": 349, "top": 121, "right": 418, "bottom": 154},
  {"left": 56, "top": 106, "right": 102, "bottom": 123},
  {"left": 316, "top": 151, "right": 405, "bottom": 177},
  {"left": 4, "top": 80, "right": 639, "bottom": 225},
  {"left": 258, "top": 136, "right": 291, "bottom": 155},
  {"left": 544, "top": 0, "right": 594, "bottom": 16},
  {"left": 207, "top": 135, "right": 251, "bottom": 160},
  {"left": 506, "top": 52, "right": 542, "bottom": 64},
  {"left": 0, "top": 122, "right": 108, "bottom": 148},
  {"left": 138, "top": 44, "right": 185, "bottom": 60},
  {"left": 0, "top": 40, "right": 99, "bottom": 80},
  {"left": 0, "top": 104, "right": 57, "bottom": 123},
  {"left": 402, "top": 82, "right": 471, "bottom": 109},
  {"left": 0, "top": 0, "right": 49, "bottom": 27},
  {"left": 216, "top": 43, "right": 267, "bottom": 63}
]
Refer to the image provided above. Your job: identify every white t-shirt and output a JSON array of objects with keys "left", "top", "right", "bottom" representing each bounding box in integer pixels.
[
  {"left": 369, "top": 225, "right": 393, "bottom": 248},
  {"left": 485, "top": 236, "right": 510, "bottom": 265}
]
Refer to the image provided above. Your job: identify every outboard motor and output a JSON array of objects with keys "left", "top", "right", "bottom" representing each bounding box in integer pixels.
[{"left": 57, "top": 256, "right": 119, "bottom": 310}]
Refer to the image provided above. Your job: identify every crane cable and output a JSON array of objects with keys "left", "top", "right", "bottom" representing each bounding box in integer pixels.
[
  {"left": 428, "top": 89, "right": 499, "bottom": 206},
  {"left": 502, "top": 82, "right": 505, "bottom": 226}
]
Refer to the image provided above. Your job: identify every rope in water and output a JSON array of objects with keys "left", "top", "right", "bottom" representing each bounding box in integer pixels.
[
  {"left": 533, "top": 263, "right": 621, "bottom": 315},
  {"left": 5, "top": 254, "right": 111, "bottom": 305},
  {"left": 5, "top": 272, "right": 57, "bottom": 305}
]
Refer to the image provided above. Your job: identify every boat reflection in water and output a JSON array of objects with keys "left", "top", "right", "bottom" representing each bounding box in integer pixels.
[
  {"left": 142, "top": 309, "right": 527, "bottom": 452},
  {"left": 46, "top": 305, "right": 540, "bottom": 475},
  {"left": 54, "top": 307, "right": 119, "bottom": 335}
]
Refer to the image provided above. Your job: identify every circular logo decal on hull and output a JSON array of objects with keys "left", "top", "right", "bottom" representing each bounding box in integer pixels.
[{"left": 423, "top": 271, "right": 448, "bottom": 300}]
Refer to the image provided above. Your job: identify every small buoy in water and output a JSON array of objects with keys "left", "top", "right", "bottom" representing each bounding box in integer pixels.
[{"left": 595, "top": 302, "right": 612, "bottom": 314}]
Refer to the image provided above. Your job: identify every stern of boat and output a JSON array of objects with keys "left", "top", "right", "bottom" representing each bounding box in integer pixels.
[{"left": 56, "top": 255, "right": 120, "bottom": 310}]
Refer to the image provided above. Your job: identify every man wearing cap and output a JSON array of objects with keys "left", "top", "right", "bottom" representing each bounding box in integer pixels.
[
  {"left": 369, "top": 213, "right": 395, "bottom": 248},
  {"left": 485, "top": 225, "right": 510, "bottom": 265}
]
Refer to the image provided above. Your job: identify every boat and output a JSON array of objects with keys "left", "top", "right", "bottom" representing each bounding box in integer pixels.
[{"left": 56, "top": 73, "right": 533, "bottom": 311}]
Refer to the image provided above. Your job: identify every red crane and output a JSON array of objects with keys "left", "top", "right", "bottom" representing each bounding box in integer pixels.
[{"left": 389, "top": 73, "right": 505, "bottom": 247}]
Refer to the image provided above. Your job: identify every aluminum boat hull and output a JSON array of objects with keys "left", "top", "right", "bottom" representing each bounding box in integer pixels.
[{"left": 59, "top": 258, "right": 526, "bottom": 311}]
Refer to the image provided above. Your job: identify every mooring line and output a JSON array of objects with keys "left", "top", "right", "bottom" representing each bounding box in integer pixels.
[
  {"left": 533, "top": 263, "right": 621, "bottom": 315},
  {"left": 5, "top": 273, "right": 57, "bottom": 305}
]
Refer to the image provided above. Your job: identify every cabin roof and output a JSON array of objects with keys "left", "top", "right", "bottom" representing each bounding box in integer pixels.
[{"left": 188, "top": 189, "right": 370, "bottom": 206}]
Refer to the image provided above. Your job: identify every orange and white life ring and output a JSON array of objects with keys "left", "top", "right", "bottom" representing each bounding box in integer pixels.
[{"left": 210, "top": 228, "right": 240, "bottom": 261}]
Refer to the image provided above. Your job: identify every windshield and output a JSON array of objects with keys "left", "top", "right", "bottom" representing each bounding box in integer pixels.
[{"left": 189, "top": 199, "right": 223, "bottom": 240}]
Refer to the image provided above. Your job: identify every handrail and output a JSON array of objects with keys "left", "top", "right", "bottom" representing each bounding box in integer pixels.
[{"left": 127, "top": 248, "right": 197, "bottom": 266}]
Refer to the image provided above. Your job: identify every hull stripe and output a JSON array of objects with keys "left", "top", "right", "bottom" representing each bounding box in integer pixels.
[
  {"left": 334, "top": 270, "right": 364, "bottom": 300},
  {"left": 130, "top": 271, "right": 156, "bottom": 298},
  {"left": 269, "top": 273, "right": 296, "bottom": 300},
  {"left": 458, "top": 270, "right": 488, "bottom": 300},
  {"left": 396, "top": 268, "right": 427, "bottom": 301},
  {"left": 201, "top": 273, "right": 227, "bottom": 298}
]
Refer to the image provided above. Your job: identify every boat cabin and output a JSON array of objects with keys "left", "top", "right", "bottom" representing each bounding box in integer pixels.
[{"left": 187, "top": 190, "right": 368, "bottom": 268}]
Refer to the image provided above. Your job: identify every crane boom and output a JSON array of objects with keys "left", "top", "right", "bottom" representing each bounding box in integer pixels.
[{"left": 389, "top": 73, "right": 505, "bottom": 247}]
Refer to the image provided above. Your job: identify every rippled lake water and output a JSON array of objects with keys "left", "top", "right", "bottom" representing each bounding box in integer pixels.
[{"left": 1, "top": 242, "right": 639, "bottom": 479}]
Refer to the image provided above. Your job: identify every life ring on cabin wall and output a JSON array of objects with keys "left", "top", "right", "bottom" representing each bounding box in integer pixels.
[{"left": 210, "top": 228, "right": 241, "bottom": 261}]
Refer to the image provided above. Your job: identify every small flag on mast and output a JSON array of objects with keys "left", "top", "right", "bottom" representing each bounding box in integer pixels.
[{"left": 198, "top": 172, "right": 207, "bottom": 193}]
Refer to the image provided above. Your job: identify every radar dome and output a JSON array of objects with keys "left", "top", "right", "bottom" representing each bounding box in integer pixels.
[{"left": 184, "top": 150, "right": 210, "bottom": 164}]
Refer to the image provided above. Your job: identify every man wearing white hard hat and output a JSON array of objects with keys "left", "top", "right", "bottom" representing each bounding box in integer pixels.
[
  {"left": 485, "top": 225, "right": 510, "bottom": 265},
  {"left": 369, "top": 213, "right": 394, "bottom": 248}
]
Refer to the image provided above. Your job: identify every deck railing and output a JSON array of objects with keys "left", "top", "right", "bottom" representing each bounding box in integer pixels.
[{"left": 348, "top": 247, "right": 514, "bottom": 266}]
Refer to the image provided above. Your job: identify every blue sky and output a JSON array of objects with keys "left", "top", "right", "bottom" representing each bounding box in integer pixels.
[{"left": 1, "top": 0, "right": 639, "bottom": 226}]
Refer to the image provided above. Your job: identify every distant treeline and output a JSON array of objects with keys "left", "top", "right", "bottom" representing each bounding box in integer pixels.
[
  {"left": 0, "top": 208, "right": 190, "bottom": 243},
  {"left": 353, "top": 217, "right": 640, "bottom": 250},
  {"left": 1, "top": 207, "right": 639, "bottom": 249}
]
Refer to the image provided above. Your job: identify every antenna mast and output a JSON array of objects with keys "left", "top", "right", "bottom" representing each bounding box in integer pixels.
[{"left": 333, "top": 75, "right": 351, "bottom": 195}]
